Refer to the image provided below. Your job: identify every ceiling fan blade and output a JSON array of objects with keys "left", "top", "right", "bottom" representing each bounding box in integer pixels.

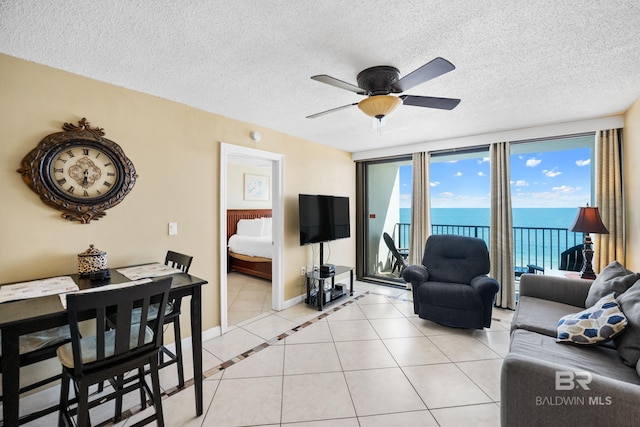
[
  {"left": 306, "top": 103, "right": 358, "bottom": 119},
  {"left": 391, "top": 57, "right": 456, "bottom": 93},
  {"left": 400, "top": 95, "right": 461, "bottom": 110},
  {"left": 311, "top": 75, "right": 368, "bottom": 95}
]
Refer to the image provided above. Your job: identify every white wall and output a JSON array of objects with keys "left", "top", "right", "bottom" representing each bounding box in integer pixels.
[{"left": 352, "top": 116, "right": 624, "bottom": 161}]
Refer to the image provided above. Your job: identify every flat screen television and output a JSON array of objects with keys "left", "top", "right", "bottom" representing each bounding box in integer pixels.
[{"left": 299, "top": 194, "right": 350, "bottom": 246}]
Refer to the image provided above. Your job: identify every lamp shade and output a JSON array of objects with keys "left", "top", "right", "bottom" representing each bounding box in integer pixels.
[
  {"left": 569, "top": 206, "right": 609, "bottom": 234},
  {"left": 358, "top": 95, "right": 402, "bottom": 119}
]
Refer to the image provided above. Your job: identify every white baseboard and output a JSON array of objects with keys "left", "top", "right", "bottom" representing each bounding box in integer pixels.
[{"left": 282, "top": 293, "right": 306, "bottom": 310}]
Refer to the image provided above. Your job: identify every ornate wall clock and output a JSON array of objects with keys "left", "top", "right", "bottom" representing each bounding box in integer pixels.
[{"left": 17, "top": 118, "right": 138, "bottom": 223}]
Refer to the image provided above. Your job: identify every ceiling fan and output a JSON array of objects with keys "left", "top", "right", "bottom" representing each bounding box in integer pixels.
[{"left": 307, "top": 57, "right": 460, "bottom": 122}]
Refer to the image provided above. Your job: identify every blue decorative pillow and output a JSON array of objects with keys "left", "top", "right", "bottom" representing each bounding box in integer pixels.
[{"left": 557, "top": 293, "right": 628, "bottom": 345}]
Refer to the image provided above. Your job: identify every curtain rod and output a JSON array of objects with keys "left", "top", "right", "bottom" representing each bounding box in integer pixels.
[{"left": 508, "top": 131, "right": 596, "bottom": 146}]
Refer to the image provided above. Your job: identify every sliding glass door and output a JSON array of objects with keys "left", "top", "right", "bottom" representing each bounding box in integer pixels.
[
  {"left": 358, "top": 157, "right": 412, "bottom": 285},
  {"left": 356, "top": 133, "right": 596, "bottom": 285}
]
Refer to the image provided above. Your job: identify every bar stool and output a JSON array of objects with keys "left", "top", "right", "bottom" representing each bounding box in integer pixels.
[
  {"left": 0, "top": 326, "right": 70, "bottom": 424},
  {"left": 105, "top": 251, "right": 192, "bottom": 388},
  {"left": 159, "top": 251, "right": 192, "bottom": 387},
  {"left": 57, "top": 277, "right": 171, "bottom": 427}
]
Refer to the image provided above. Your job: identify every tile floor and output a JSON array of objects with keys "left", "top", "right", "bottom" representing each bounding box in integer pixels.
[
  {"left": 16, "top": 278, "right": 514, "bottom": 427},
  {"left": 227, "top": 273, "right": 273, "bottom": 326}
]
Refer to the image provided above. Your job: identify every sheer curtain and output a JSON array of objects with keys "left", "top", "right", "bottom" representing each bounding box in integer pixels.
[
  {"left": 595, "top": 129, "right": 625, "bottom": 269},
  {"left": 409, "top": 152, "right": 430, "bottom": 268},
  {"left": 490, "top": 142, "right": 516, "bottom": 309}
]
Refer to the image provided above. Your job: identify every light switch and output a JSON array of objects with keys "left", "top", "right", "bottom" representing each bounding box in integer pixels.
[{"left": 168, "top": 222, "right": 178, "bottom": 235}]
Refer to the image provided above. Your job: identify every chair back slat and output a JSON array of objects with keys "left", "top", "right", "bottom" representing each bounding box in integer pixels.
[
  {"left": 137, "top": 298, "right": 151, "bottom": 348},
  {"left": 96, "top": 307, "right": 106, "bottom": 361},
  {"left": 165, "top": 251, "right": 193, "bottom": 273},
  {"left": 65, "top": 277, "right": 172, "bottom": 377},
  {"left": 113, "top": 300, "right": 133, "bottom": 356}
]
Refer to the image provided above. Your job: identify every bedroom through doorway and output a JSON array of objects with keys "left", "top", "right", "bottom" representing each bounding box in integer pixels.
[{"left": 220, "top": 143, "right": 284, "bottom": 334}]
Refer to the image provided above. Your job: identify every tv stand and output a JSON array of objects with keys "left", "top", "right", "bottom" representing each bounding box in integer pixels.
[{"left": 305, "top": 265, "right": 354, "bottom": 311}]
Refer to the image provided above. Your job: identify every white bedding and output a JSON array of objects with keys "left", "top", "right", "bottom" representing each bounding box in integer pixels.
[{"left": 228, "top": 234, "right": 273, "bottom": 259}]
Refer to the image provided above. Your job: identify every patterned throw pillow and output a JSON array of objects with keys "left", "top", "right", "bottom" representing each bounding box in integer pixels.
[{"left": 557, "top": 293, "right": 628, "bottom": 345}]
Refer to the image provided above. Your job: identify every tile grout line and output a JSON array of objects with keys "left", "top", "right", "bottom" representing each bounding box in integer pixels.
[
  {"left": 104, "top": 293, "right": 370, "bottom": 425},
  {"left": 97, "top": 291, "right": 511, "bottom": 425},
  {"left": 205, "top": 292, "right": 370, "bottom": 377}
]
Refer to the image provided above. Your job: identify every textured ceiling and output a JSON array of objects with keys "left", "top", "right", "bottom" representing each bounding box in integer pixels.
[{"left": 2, "top": 1, "right": 639, "bottom": 154}]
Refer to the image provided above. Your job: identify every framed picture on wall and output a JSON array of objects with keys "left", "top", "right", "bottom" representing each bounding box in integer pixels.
[{"left": 244, "top": 174, "right": 270, "bottom": 201}]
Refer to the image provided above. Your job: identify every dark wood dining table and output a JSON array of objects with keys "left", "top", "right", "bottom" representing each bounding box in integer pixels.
[{"left": 0, "top": 265, "right": 208, "bottom": 426}]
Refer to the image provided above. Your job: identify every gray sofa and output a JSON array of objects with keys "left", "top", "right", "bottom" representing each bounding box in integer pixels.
[{"left": 501, "top": 272, "right": 640, "bottom": 427}]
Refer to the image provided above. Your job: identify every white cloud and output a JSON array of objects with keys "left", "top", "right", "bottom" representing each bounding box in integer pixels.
[
  {"left": 454, "top": 172, "right": 463, "bottom": 177},
  {"left": 430, "top": 181, "right": 440, "bottom": 187},
  {"left": 576, "top": 159, "right": 590, "bottom": 167},
  {"left": 543, "top": 168, "right": 562, "bottom": 177},
  {"left": 478, "top": 171, "right": 486, "bottom": 176},
  {"left": 512, "top": 180, "right": 529, "bottom": 187},
  {"left": 477, "top": 157, "right": 490, "bottom": 164},
  {"left": 552, "top": 185, "right": 575, "bottom": 194},
  {"left": 440, "top": 192, "right": 454, "bottom": 197},
  {"left": 526, "top": 158, "right": 542, "bottom": 167}
]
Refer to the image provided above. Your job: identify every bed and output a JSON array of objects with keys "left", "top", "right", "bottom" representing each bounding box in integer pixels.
[{"left": 226, "top": 209, "right": 272, "bottom": 280}]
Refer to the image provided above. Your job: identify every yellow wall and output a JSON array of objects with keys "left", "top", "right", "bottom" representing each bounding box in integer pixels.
[
  {"left": 624, "top": 98, "right": 640, "bottom": 271},
  {"left": 0, "top": 54, "right": 356, "bottom": 337}
]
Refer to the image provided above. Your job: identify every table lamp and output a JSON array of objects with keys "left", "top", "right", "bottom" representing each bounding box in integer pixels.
[{"left": 569, "top": 205, "right": 609, "bottom": 279}]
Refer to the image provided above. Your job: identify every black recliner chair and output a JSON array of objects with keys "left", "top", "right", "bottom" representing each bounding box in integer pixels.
[{"left": 402, "top": 234, "right": 500, "bottom": 329}]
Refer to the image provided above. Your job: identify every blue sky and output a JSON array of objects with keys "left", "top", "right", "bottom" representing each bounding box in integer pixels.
[{"left": 400, "top": 147, "right": 592, "bottom": 208}]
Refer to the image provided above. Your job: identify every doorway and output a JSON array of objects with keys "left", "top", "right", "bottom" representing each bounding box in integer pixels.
[
  {"left": 359, "top": 157, "right": 412, "bottom": 286},
  {"left": 219, "top": 143, "right": 284, "bottom": 334}
]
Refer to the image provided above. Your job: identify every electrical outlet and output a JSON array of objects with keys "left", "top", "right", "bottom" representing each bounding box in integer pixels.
[{"left": 301, "top": 266, "right": 306, "bottom": 276}]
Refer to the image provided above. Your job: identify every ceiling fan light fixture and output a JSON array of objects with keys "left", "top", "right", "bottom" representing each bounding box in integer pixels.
[{"left": 358, "top": 95, "right": 402, "bottom": 119}]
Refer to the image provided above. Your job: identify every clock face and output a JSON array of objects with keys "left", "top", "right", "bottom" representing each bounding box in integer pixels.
[
  {"left": 49, "top": 145, "right": 120, "bottom": 200},
  {"left": 18, "top": 118, "right": 137, "bottom": 223}
]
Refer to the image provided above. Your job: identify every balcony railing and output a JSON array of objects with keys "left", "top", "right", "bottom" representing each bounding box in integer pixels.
[{"left": 392, "top": 222, "right": 583, "bottom": 272}]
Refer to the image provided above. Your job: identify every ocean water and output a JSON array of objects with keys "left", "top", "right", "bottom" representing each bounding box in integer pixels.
[
  {"left": 398, "top": 207, "right": 583, "bottom": 269},
  {"left": 400, "top": 207, "right": 579, "bottom": 229}
]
